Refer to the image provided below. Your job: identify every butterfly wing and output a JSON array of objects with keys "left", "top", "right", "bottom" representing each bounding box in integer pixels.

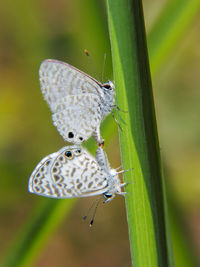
[
  {"left": 28, "top": 146, "right": 109, "bottom": 199},
  {"left": 28, "top": 152, "right": 58, "bottom": 197},
  {"left": 52, "top": 94, "right": 102, "bottom": 144},
  {"left": 39, "top": 59, "right": 104, "bottom": 112}
]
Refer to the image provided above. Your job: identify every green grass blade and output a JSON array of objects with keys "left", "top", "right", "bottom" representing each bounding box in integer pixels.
[
  {"left": 3, "top": 0, "right": 200, "bottom": 266},
  {"left": 148, "top": 0, "right": 200, "bottom": 76},
  {"left": 106, "top": 0, "right": 174, "bottom": 266},
  {"left": 3, "top": 199, "right": 75, "bottom": 267}
]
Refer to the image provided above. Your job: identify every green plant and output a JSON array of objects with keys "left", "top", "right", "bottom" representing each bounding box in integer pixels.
[
  {"left": 2, "top": 0, "right": 200, "bottom": 266},
  {"left": 106, "top": 0, "right": 173, "bottom": 266}
]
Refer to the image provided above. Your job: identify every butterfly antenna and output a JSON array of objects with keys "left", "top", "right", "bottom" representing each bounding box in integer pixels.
[
  {"left": 84, "top": 49, "right": 100, "bottom": 81},
  {"left": 83, "top": 197, "right": 100, "bottom": 221},
  {"left": 89, "top": 196, "right": 103, "bottom": 227},
  {"left": 102, "top": 53, "right": 106, "bottom": 82},
  {"left": 83, "top": 198, "right": 99, "bottom": 221}
]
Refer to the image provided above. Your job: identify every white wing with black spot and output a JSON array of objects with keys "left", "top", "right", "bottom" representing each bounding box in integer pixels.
[
  {"left": 51, "top": 94, "right": 102, "bottom": 144},
  {"left": 28, "top": 146, "right": 109, "bottom": 199},
  {"left": 39, "top": 59, "right": 115, "bottom": 145}
]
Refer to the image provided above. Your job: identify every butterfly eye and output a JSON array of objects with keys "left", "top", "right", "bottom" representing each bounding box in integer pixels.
[
  {"left": 104, "top": 193, "right": 112, "bottom": 199},
  {"left": 103, "top": 83, "right": 112, "bottom": 90},
  {"left": 64, "top": 150, "right": 73, "bottom": 159}
]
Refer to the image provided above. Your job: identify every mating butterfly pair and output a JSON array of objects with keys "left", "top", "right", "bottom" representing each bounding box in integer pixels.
[{"left": 29, "top": 59, "right": 127, "bottom": 206}]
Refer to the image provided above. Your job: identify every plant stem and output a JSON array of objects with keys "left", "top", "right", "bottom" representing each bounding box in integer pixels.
[{"left": 106, "top": 0, "right": 174, "bottom": 266}]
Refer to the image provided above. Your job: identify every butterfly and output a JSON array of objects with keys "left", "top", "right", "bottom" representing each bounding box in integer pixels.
[
  {"left": 39, "top": 59, "right": 115, "bottom": 146},
  {"left": 28, "top": 146, "right": 128, "bottom": 203}
]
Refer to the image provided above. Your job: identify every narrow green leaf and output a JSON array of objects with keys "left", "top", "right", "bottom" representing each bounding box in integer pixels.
[
  {"left": 3, "top": 0, "right": 200, "bottom": 266},
  {"left": 106, "top": 0, "right": 174, "bottom": 266},
  {"left": 4, "top": 199, "right": 75, "bottom": 267},
  {"left": 148, "top": 0, "right": 200, "bottom": 76}
]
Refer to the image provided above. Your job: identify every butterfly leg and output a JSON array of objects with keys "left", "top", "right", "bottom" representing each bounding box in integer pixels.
[
  {"left": 111, "top": 110, "right": 123, "bottom": 131},
  {"left": 93, "top": 126, "right": 104, "bottom": 147},
  {"left": 112, "top": 105, "right": 128, "bottom": 113}
]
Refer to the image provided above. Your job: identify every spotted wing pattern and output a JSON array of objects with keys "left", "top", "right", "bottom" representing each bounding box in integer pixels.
[
  {"left": 39, "top": 59, "right": 103, "bottom": 112},
  {"left": 39, "top": 59, "right": 105, "bottom": 144},
  {"left": 52, "top": 94, "right": 102, "bottom": 144},
  {"left": 28, "top": 146, "right": 108, "bottom": 199}
]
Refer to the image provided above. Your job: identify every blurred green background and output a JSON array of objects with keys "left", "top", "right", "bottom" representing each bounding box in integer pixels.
[{"left": 0, "top": 0, "right": 199, "bottom": 266}]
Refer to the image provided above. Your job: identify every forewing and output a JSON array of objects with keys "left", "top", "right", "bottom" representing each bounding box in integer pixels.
[
  {"left": 52, "top": 94, "right": 102, "bottom": 144},
  {"left": 28, "top": 146, "right": 108, "bottom": 199},
  {"left": 39, "top": 59, "right": 103, "bottom": 112}
]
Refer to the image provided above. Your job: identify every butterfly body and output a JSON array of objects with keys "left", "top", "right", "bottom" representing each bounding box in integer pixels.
[
  {"left": 39, "top": 59, "right": 115, "bottom": 145},
  {"left": 28, "top": 146, "right": 125, "bottom": 201}
]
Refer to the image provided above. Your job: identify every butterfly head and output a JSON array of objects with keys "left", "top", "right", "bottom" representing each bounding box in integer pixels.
[
  {"left": 103, "top": 168, "right": 124, "bottom": 202},
  {"left": 102, "top": 80, "right": 114, "bottom": 91},
  {"left": 102, "top": 81, "right": 115, "bottom": 99},
  {"left": 101, "top": 81, "right": 115, "bottom": 115}
]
